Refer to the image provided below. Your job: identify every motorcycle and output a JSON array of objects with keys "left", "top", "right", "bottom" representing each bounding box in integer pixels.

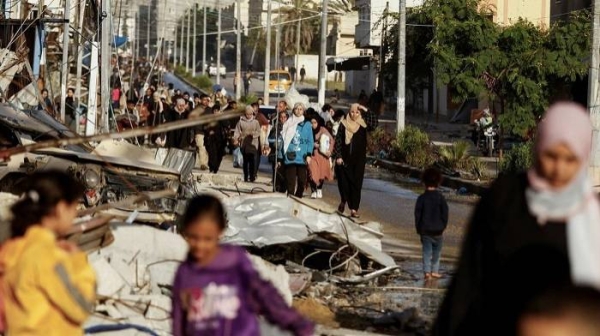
[{"left": 473, "top": 123, "right": 499, "bottom": 157}]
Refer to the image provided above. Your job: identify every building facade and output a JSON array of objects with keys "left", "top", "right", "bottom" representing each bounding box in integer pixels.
[
  {"left": 354, "top": 0, "right": 424, "bottom": 49},
  {"left": 485, "top": 0, "right": 550, "bottom": 27}
]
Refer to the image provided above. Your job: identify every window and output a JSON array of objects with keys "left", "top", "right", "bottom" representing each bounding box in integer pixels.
[{"left": 269, "top": 73, "right": 291, "bottom": 81}]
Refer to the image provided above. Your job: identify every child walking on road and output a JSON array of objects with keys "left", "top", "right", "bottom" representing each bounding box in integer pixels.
[
  {"left": 415, "top": 168, "right": 449, "bottom": 280},
  {"left": 171, "top": 195, "right": 314, "bottom": 336}
]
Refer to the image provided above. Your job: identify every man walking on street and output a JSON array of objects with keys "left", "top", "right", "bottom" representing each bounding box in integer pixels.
[
  {"left": 300, "top": 65, "right": 306, "bottom": 84},
  {"left": 243, "top": 72, "right": 252, "bottom": 97},
  {"left": 165, "top": 98, "right": 193, "bottom": 150},
  {"left": 290, "top": 66, "right": 297, "bottom": 82},
  {"left": 188, "top": 97, "right": 210, "bottom": 170}
]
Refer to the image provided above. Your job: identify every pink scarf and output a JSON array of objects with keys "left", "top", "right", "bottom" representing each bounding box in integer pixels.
[{"left": 526, "top": 102, "right": 600, "bottom": 289}]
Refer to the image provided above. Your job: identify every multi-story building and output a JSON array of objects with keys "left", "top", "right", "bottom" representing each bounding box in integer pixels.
[{"left": 354, "top": 0, "right": 424, "bottom": 49}]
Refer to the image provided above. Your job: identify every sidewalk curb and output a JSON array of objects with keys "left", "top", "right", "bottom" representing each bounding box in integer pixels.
[{"left": 372, "top": 157, "right": 489, "bottom": 196}]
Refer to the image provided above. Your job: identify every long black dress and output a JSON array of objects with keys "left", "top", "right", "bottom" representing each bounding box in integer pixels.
[
  {"left": 332, "top": 124, "right": 367, "bottom": 211},
  {"left": 204, "top": 120, "right": 228, "bottom": 173},
  {"left": 165, "top": 108, "right": 193, "bottom": 150},
  {"left": 433, "top": 173, "right": 572, "bottom": 336}
]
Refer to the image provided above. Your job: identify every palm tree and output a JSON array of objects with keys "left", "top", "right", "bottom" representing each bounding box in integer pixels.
[
  {"left": 275, "top": 0, "right": 319, "bottom": 55},
  {"left": 327, "top": 0, "right": 355, "bottom": 15}
]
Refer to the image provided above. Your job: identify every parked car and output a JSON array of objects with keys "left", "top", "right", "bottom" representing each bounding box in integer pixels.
[
  {"left": 208, "top": 63, "right": 226, "bottom": 78},
  {"left": 268, "top": 71, "right": 291, "bottom": 94}
]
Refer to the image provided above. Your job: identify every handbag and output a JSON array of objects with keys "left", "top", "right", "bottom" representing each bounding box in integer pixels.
[
  {"left": 242, "top": 135, "right": 257, "bottom": 155},
  {"left": 319, "top": 133, "right": 331, "bottom": 156},
  {"left": 286, "top": 151, "right": 297, "bottom": 161}
]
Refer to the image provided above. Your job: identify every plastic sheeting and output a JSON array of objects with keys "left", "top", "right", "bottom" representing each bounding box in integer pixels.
[
  {"left": 220, "top": 194, "right": 396, "bottom": 267},
  {"left": 284, "top": 85, "right": 310, "bottom": 110}
]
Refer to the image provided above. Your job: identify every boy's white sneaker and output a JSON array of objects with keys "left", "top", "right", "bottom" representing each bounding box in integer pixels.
[
  {"left": 316, "top": 190, "right": 323, "bottom": 199},
  {"left": 311, "top": 192, "right": 318, "bottom": 199}
]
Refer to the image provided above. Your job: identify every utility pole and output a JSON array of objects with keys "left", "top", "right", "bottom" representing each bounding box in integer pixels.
[
  {"left": 173, "top": 20, "right": 178, "bottom": 67},
  {"left": 186, "top": 7, "right": 191, "bottom": 73},
  {"left": 263, "top": 0, "right": 272, "bottom": 105},
  {"left": 146, "top": 6, "right": 150, "bottom": 60},
  {"left": 193, "top": 3, "right": 197, "bottom": 76},
  {"left": 75, "top": 0, "right": 86, "bottom": 114},
  {"left": 87, "top": 40, "right": 99, "bottom": 136},
  {"left": 202, "top": 3, "right": 206, "bottom": 75},
  {"left": 275, "top": 2, "right": 281, "bottom": 71},
  {"left": 216, "top": 5, "right": 221, "bottom": 85},
  {"left": 101, "top": 0, "right": 111, "bottom": 131},
  {"left": 317, "top": 0, "right": 328, "bottom": 106},
  {"left": 59, "top": 0, "right": 70, "bottom": 123},
  {"left": 589, "top": 0, "right": 600, "bottom": 183},
  {"left": 396, "top": 0, "right": 406, "bottom": 132},
  {"left": 135, "top": 11, "right": 139, "bottom": 60},
  {"left": 379, "top": 1, "right": 388, "bottom": 96},
  {"left": 180, "top": 14, "right": 185, "bottom": 65},
  {"left": 235, "top": 0, "right": 241, "bottom": 100},
  {"left": 295, "top": 9, "right": 301, "bottom": 79}
]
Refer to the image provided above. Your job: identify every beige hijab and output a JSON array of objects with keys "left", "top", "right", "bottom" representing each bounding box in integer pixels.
[{"left": 341, "top": 104, "right": 367, "bottom": 144}]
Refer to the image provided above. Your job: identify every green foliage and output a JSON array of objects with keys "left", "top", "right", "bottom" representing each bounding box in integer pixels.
[
  {"left": 240, "top": 94, "right": 259, "bottom": 104},
  {"left": 411, "top": 0, "right": 591, "bottom": 137},
  {"left": 191, "top": 75, "right": 213, "bottom": 91},
  {"left": 391, "top": 126, "right": 435, "bottom": 168},
  {"left": 467, "top": 157, "right": 488, "bottom": 179},
  {"left": 367, "top": 127, "right": 393, "bottom": 156},
  {"left": 382, "top": 8, "right": 434, "bottom": 93},
  {"left": 175, "top": 67, "right": 212, "bottom": 92},
  {"left": 500, "top": 141, "right": 534, "bottom": 174},
  {"left": 174, "top": 65, "right": 187, "bottom": 77},
  {"left": 438, "top": 141, "right": 471, "bottom": 170}
]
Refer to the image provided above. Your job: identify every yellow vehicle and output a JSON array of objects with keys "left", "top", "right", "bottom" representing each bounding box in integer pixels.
[{"left": 268, "top": 70, "right": 292, "bottom": 94}]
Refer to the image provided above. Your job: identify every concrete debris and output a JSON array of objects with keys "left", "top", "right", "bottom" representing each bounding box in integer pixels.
[
  {"left": 293, "top": 297, "right": 339, "bottom": 328},
  {"left": 248, "top": 254, "right": 293, "bottom": 305},
  {"left": 86, "top": 224, "right": 297, "bottom": 335},
  {"left": 91, "top": 258, "right": 126, "bottom": 297},
  {"left": 0, "top": 49, "right": 24, "bottom": 95},
  {"left": 0, "top": 192, "right": 19, "bottom": 243}
]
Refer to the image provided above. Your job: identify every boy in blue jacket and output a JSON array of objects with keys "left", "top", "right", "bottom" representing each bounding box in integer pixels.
[{"left": 415, "top": 168, "right": 449, "bottom": 279}]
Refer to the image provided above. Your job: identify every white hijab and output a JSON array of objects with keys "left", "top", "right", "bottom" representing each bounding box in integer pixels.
[
  {"left": 282, "top": 104, "right": 305, "bottom": 152},
  {"left": 525, "top": 102, "right": 600, "bottom": 289}
]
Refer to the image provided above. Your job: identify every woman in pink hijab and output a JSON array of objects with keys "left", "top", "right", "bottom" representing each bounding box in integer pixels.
[{"left": 433, "top": 102, "right": 600, "bottom": 336}]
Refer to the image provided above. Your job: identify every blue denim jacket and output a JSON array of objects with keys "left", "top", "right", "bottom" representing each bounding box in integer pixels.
[{"left": 278, "top": 121, "right": 314, "bottom": 165}]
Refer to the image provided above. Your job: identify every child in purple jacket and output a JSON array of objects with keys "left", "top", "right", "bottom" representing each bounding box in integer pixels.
[{"left": 171, "top": 195, "right": 314, "bottom": 336}]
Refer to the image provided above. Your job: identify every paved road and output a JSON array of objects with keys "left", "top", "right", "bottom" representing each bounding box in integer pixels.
[{"left": 166, "top": 72, "right": 474, "bottom": 258}]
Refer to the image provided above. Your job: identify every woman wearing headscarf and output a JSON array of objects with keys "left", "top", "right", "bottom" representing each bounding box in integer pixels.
[
  {"left": 278, "top": 103, "right": 314, "bottom": 198},
  {"left": 308, "top": 114, "right": 334, "bottom": 199},
  {"left": 149, "top": 92, "right": 166, "bottom": 146},
  {"left": 234, "top": 106, "right": 261, "bottom": 182},
  {"left": 332, "top": 104, "right": 368, "bottom": 218},
  {"left": 433, "top": 102, "right": 600, "bottom": 336}
]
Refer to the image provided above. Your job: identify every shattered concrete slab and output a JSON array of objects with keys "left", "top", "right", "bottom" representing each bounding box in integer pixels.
[
  {"left": 86, "top": 224, "right": 299, "bottom": 335},
  {"left": 91, "top": 258, "right": 126, "bottom": 297}
]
